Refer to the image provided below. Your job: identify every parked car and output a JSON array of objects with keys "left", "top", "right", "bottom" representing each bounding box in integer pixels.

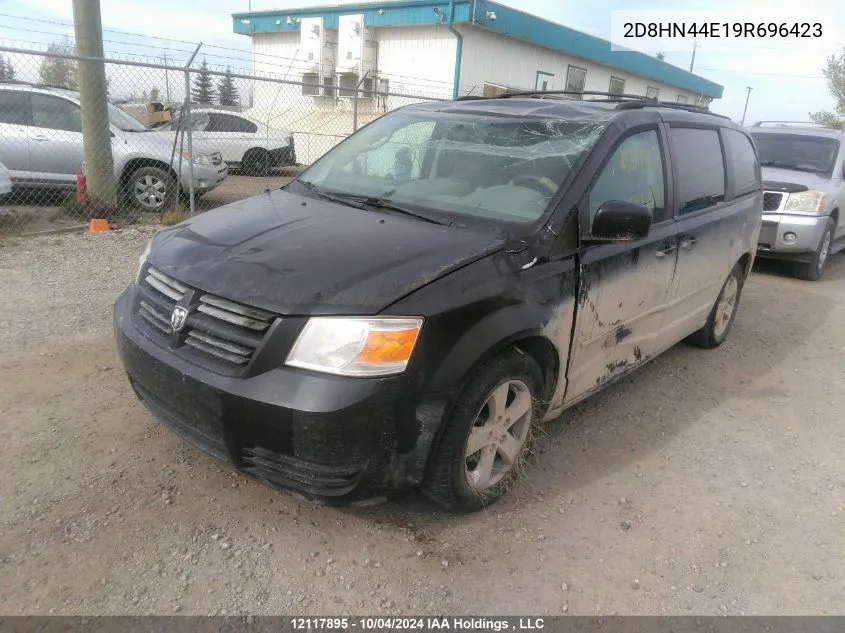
[
  {"left": 114, "top": 96, "right": 762, "bottom": 512},
  {"left": 747, "top": 122, "right": 845, "bottom": 280},
  {"left": 157, "top": 108, "right": 296, "bottom": 176},
  {"left": 0, "top": 82, "right": 228, "bottom": 211},
  {"left": 0, "top": 161, "right": 10, "bottom": 196}
]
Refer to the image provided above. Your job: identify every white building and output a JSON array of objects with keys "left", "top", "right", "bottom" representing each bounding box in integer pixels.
[{"left": 232, "top": 0, "right": 723, "bottom": 162}]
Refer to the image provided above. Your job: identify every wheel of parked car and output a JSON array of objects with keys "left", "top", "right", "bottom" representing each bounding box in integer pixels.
[
  {"left": 243, "top": 148, "right": 270, "bottom": 177},
  {"left": 688, "top": 262, "right": 745, "bottom": 349},
  {"left": 793, "top": 217, "right": 835, "bottom": 282},
  {"left": 424, "top": 349, "right": 543, "bottom": 512},
  {"left": 128, "top": 165, "right": 177, "bottom": 212}
]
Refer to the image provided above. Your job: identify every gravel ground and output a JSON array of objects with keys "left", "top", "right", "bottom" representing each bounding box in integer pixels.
[{"left": 0, "top": 227, "right": 843, "bottom": 615}]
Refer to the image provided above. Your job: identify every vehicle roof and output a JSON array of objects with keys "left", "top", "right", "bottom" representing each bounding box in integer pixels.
[
  {"left": 0, "top": 81, "right": 81, "bottom": 100},
  {"left": 404, "top": 97, "right": 743, "bottom": 130},
  {"left": 747, "top": 125, "right": 845, "bottom": 139},
  {"left": 182, "top": 107, "right": 259, "bottom": 119}
]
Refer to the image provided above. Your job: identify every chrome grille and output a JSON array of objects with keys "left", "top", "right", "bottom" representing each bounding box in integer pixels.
[
  {"left": 137, "top": 265, "right": 278, "bottom": 371},
  {"left": 763, "top": 192, "right": 784, "bottom": 212}
]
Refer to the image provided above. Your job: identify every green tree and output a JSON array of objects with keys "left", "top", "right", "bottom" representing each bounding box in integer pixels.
[
  {"left": 217, "top": 67, "right": 239, "bottom": 106},
  {"left": 0, "top": 55, "right": 17, "bottom": 81},
  {"left": 191, "top": 58, "right": 215, "bottom": 105},
  {"left": 39, "top": 40, "right": 79, "bottom": 90},
  {"left": 809, "top": 48, "right": 845, "bottom": 129},
  {"left": 149, "top": 86, "right": 160, "bottom": 102}
]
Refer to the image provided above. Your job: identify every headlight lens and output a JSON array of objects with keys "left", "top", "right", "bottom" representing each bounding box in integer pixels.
[
  {"left": 286, "top": 317, "right": 423, "bottom": 377},
  {"left": 181, "top": 149, "right": 213, "bottom": 166},
  {"left": 136, "top": 239, "right": 152, "bottom": 285},
  {"left": 784, "top": 190, "right": 827, "bottom": 214}
]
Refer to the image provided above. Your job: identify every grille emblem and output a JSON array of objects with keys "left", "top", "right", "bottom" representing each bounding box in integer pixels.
[{"left": 170, "top": 306, "right": 188, "bottom": 332}]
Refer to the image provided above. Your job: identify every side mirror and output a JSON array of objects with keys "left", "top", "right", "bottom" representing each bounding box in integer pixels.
[{"left": 589, "top": 200, "right": 652, "bottom": 243}]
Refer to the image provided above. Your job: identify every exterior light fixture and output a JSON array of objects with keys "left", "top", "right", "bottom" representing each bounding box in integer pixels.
[{"left": 486, "top": 11, "right": 497, "bottom": 20}]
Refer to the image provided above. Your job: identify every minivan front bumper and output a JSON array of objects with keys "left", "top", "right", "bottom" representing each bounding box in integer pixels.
[{"left": 113, "top": 286, "right": 442, "bottom": 505}]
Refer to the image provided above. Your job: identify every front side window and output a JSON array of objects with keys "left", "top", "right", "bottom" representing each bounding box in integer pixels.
[
  {"left": 0, "top": 90, "right": 29, "bottom": 125},
  {"left": 206, "top": 114, "right": 259, "bottom": 133},
  {"left": 723, "top": 129, "right": 761, "bottom": 197},
  {"left": 298, "top": 110, "right": 608, "bottom": 225},
  {"left": 749, "top": 132, "right": 840, "bottom": 176},
  {"left": 588, "top": 130, "right": 667, "bottom": 224},
  {"left": 669, "top": 127, "right": 726, "bottom": 214},
  {"left": 31, "top": 93, "right": 81, "bottom": 133},
  {"left": 565, "top": 66, "right": 587, "bottom": 97}
]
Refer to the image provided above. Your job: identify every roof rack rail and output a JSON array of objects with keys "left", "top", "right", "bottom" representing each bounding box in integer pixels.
[
  {"left": 614, "top": 100, "right": 730, "bottom": 119},
  {"left": 750, "top": 120, "right": 826, "bottom": 127},
  {"left": 495, "top": 90, "right": 651, "bottom": 101}
]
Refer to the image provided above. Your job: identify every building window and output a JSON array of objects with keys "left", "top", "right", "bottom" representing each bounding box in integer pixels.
[
  {"left": 645, "top": 86, "right": 659, "bottom": 100},
  {"left": 483, "top": 82, "right": 519, "bottom": 97},
  {"left": 565, "top": 65, "right": 587, "bottom": 98},
  {"left": 609, "top": 76, "right": 625, "bottom": 95},
  {"left": 535, "top": 71, "right": 554, "bottom": 91},
  {"left": 677, "top": 95, "right": 689, "bottom": 104},
  {"left": 302, "top": 72, "right": 320, "bottom": 96}
]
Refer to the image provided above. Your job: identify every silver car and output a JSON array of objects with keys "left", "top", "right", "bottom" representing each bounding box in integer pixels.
[
  {"left": 0, "top": 82, "right": 228, "bottom": 212},
  {"left": 748, "top": 122, "right": 845, "bottom": 280}
]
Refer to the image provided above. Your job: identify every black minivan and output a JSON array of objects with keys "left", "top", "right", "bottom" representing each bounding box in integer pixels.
[{"left": 114, "top": 95, "right": 763, "bottom": 512}]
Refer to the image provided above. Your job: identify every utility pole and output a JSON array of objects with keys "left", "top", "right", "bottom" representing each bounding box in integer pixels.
[
  {"left": 72, "top": 0, "right": 116, "bottom": 210},
  {"left": 741, "top": 86, "right": 753, "bottom": 125},
  {"left": 689, "top": 39, "right": 699, "bottom": 73}
]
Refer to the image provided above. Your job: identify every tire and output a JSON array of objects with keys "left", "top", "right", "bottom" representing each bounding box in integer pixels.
[
  {"left": 127, "top": 166, "right": 177, "bottom": 212},
  {"left": 793, "top": 218, "right": 835, "bottom": 281},
  {"left": 688, "top": 262, "right": 745, "bottom": 349},
  {"left": 243, "top": 148, "right": 270, "bottom": 177},
  {"left": 423, "top": 348, "right": 544, "bottom": 512}
]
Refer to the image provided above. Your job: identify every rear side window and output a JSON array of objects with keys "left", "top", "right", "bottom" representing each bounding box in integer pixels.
[
  {"left": 723, "top": 129, "right": 761, "bottom": 197},
  {"left": 669, "top": 127, "right": 726, "bottom": 214},
  {"left": 0, "top": 90, "right": 30, "bottom": 125},
  {"left": 588, "top": 129, "right": 667, "bottom": 223},
  {"left": 31, "top": 93, "right": 82, "bottom": 133},
  {"left": 207, "top": 113, "right": 258, "bottom": 133}
]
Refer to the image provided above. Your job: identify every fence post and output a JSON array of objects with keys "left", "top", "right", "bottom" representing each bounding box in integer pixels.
[
  {"left": 183, "top": 43, "right": 202, "bottom": 217},
  {"left": 352, "top": 87, "right": 359, "bottom": 133}
]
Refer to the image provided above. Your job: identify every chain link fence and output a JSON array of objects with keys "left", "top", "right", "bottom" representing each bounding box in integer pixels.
[{"left": 0, "top": 44, "right": 441, "bottom": 233}]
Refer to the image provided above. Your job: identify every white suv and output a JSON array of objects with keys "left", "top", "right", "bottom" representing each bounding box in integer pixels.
[{"left": 0, "top": 83, "right": 228, "bottom": 211}]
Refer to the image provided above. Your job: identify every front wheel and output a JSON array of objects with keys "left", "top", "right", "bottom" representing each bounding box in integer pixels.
[
  {"left": 127, "top": 166, "right": 177, "bottom": 212},
  {"left": 423, "top": 349, "right": 543, "bottom": 512},
  {"left": 793, "top": 218, "right": 835, "bottom": 281},
  {"left": 242, "top": 148, "right": 271, "bottom": 177},
  {"left": 688, "top": 262, "right": 745, "bottom": 349}
]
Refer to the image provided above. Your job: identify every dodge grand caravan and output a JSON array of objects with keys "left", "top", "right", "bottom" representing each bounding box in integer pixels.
[{"left": 114, "top": 95, "right": 763, "bottom": 512}]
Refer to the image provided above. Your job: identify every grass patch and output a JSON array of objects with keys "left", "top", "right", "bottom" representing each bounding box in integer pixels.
[{"left": 161, "top": 205, "right": 189, "bottom": 226}]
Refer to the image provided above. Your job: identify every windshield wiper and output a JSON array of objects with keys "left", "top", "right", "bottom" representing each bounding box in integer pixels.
[{"left": 297, "top": 181, "right": 452, "bottom": 226}]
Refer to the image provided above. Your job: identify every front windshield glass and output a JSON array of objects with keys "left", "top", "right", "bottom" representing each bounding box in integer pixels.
[
  {"left": 297, "top": 110, "right": 607, "bottom": 224},
  {"left": 750, "top": 132, "right": 840, "bottom": 175},
  {"left": 107, "top": 102, "right": 150, "bottom": 132}
]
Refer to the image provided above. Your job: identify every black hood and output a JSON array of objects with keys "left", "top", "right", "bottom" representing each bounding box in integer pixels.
[{"left": 148, "top": 189, "right": 507, "bottom": 315}]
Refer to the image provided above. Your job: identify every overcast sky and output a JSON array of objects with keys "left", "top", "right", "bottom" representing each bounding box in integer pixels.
[{"left": 1, "top": 0, "right": 843, "bottom": 122}]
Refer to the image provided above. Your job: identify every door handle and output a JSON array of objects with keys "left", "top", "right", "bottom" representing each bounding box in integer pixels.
[
  {"left": 655, "top": 245, "right": 676, "bottom": 258},
  {"left": 680, "top": 237, "right": 699, "bottom": 250},
  {"left": 30, "top": 135, "right": 49, "bottom": 142}
]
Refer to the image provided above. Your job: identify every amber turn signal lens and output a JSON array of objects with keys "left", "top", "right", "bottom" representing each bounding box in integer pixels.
[{"left": 357, "top": 327, "right": 421, "bottom": 365}]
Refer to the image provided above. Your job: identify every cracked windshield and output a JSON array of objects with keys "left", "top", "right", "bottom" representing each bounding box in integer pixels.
[{"left": 298, "top": 111, "right": 607, "bottom": 223}]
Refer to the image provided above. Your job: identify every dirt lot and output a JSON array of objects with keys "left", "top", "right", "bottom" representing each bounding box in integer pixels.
[{"left": 0, "top": 227, "right": 843, "bottom": 616}]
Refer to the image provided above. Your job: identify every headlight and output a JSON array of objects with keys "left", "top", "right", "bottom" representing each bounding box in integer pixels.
[
  {"left": 784, "top": 190, "right": 827, "bottom": 214},
  {"left": 136, "top": 239, "right": 152, "bottom": 285},
  {"left": 286, "top": 317, "right": 423, "bottom": 377},
  {"left": 181, "top": 149, "right": 213, "bottom": 166}
]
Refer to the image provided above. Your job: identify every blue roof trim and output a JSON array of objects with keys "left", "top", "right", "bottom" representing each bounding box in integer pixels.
[{"left": 232, "top": 0, "right": 722, "bottom": 98}]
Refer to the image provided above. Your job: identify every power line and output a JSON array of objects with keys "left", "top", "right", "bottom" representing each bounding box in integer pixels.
[{"left": 696, "top": 66, "right": 825, "bottom": 78}]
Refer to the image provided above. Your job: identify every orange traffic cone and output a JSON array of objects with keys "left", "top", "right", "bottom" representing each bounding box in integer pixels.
[{"left": 87, "top": 218, "right": 110, "bottom": 233}]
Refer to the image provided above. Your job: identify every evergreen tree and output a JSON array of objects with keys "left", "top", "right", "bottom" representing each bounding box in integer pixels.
[
  {"left": 217, "top": 67, "right": 239, "bottom": 106},
  {"left": 191, "top": 59, "right": 215, "bottom": 105},
  {"left": 38, "top": 40, "right": 78, "bottom": 90},
  {"left": 0, "top": 55, "right": 18, "bottom": 82}
]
